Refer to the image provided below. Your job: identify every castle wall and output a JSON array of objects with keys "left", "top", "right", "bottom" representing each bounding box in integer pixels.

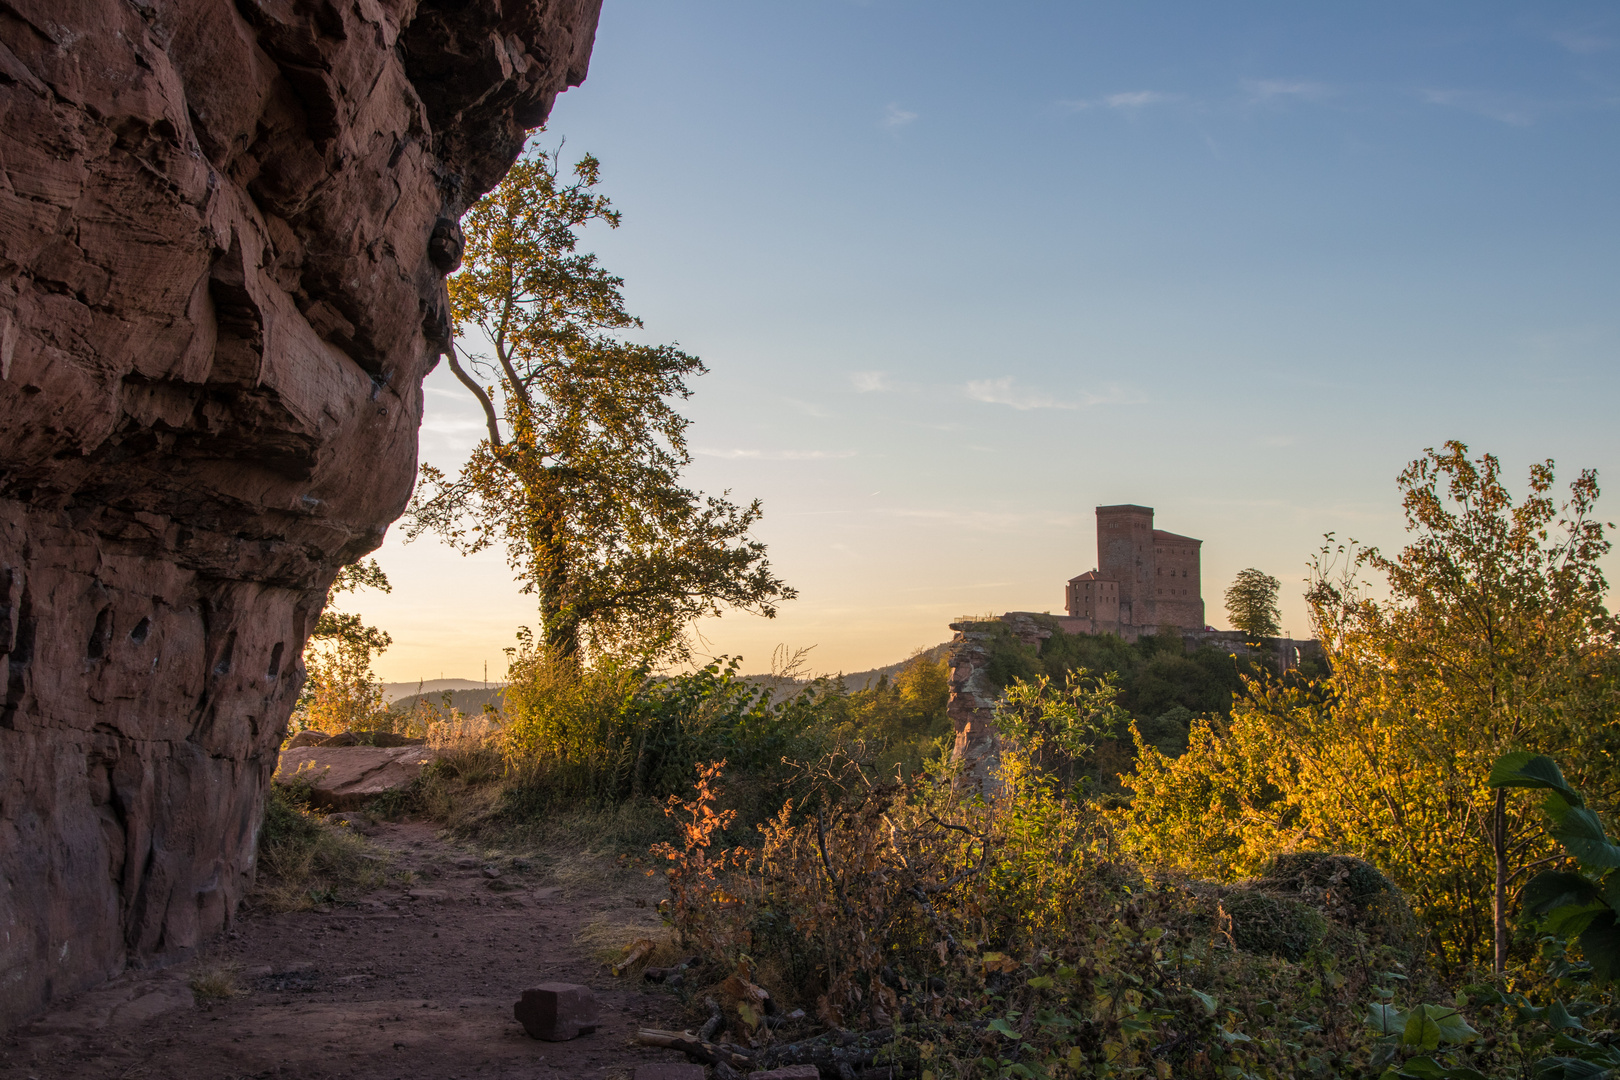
[
  {"left": 1065, "top": 574, "right": 1117, "bottom": 624},
  {"left": 1151, "top": 530, "right": 1205, "bottom": 630}
]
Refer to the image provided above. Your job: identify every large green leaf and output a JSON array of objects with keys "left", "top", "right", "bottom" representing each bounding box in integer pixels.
[
  {"left": 1490, "top": 753, "right": 1583, "bottom": 806},
  {"left": 1521, "top": 872, "right": 1606, "bottom": 918},
  {"left": 1367, "top": 1002, "right": 1406, "bottom": 1035},
  {"left": 1395, "top": 1057, "right": 1490, "bottom": 1080},
  {"left": 1552, "top": 808, "right": 1620, "bottom": 870},
  {"left": 1532, "top": 1057, "right": 1612, "bottom": 1080},
  {"left": 1545, "top": 1001, "right": 1584, "bottom": 1031},
  {"left": 1402, "top": 1005, "right": 1479, "bottom": 1051},
  {"left": 1576, "top": 913, "right": 1620, "bottom": 985},
  {"left": 1542, "top": 900, "right": 1608, "bottom": 940}
]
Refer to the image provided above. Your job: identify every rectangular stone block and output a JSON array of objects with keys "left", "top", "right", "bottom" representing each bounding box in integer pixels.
[
  {"left": 633, "top": 1065, "right": 706, "bottom": 1080},
  {"left": 513, "top": 982, "right": 600, "bottom": 1041},
  {"left": 750, "top": 1067, "right": 821, "bottom": 1079}
]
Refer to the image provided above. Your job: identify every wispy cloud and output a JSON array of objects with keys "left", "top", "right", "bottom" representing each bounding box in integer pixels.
[
  {"left": 882, "top": 506, "right": 1081, "bottom": 532},
  {"left": 783, "top": 396, "right": 832, "bottom": 418},
  {"left": 1419, "top": 88, "right": 1537, "bottom": 126},
  {"left": 964, "top": 377, "right": 1144, "bottom": 411},
  {"left": 1055, "top": 91, "right": 1179, "bottom": 112},
  {"left": 1105, "top": 90, "right": 1178, "bottom": 108},
  {"left": 1550, "top": 29, "right": 1614, "bottom": 55},
  {"left": 697, "top": 448, "right": 857, "bottom": 461},
  {"left": 851, "top": 371, "right": 891, "bottom": 392},
  {"left": 1077, "top": 382, "right": 1147, "bottom": 406},
  {"left": 882, "top": 103, "right": 918, "bottom": 128},
  {"left": 421, "top": 416, "right": 491, "bottom": 435},
  {"left": 1243, "top": 79, "right": 1331, "bottom": 103},
  {"left": 964, "top": 377, "right": 1076, "bottom": 410}
]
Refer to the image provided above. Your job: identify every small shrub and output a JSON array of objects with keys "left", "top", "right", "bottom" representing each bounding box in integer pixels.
[
  {"left": 1223, "top": 889, "right": 1328, "bottom": 961},
  {"left": 189, "top": 960, "right": 243, "bottom": 1001},
  {"left": 253, "top": 784, "right": 394, "bottom": 911},
  {"left": 1260, "top": 851, "right": 1419, "bottom": 956}
]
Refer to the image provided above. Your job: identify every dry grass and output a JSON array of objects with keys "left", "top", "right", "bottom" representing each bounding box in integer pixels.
[
  {"left": 574, "top": 916, "right": 679, "bottom": 971},
  {"left": 253, "top": 786, "right": 396, "bottom": 912},
  {"left": 188, "top": 959, "right": 244, "bottom": 1001},
  {"left": 424, "top": 709, "right": 505, "bottom": 748}
]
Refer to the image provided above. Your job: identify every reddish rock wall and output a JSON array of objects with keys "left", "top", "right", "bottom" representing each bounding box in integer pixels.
[{"left": 0, "top": 0, "right": 600, "bottom": 1024}]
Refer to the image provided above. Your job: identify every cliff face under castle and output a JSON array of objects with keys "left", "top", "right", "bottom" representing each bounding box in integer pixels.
[{"left": 0, "top": 0, "right": 600, "bottom": 1024}]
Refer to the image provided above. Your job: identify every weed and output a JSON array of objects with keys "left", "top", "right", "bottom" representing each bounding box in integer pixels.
[
  {"left": 253, "top": 784, "right": 395, "bottom": 912},
  {"left": 189, "top": 959, "right": 243, "bottom": 1001}
]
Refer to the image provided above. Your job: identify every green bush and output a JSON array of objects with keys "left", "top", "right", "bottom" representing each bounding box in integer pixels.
[
  {"left": 254, "top": 784, "right": 392, "bottom": 911},
  {"left": 1261, "top": 852, "right": 1419, "bottom": 955},
  {"left": 497, "top": 641, "right": 840, "bottom": 823},
  {"left": 1224, "top": 889, "right": 1329, "bottom": 961},
  {"left": 983, "top": 623, "right": 1265, "bottom": 740}
]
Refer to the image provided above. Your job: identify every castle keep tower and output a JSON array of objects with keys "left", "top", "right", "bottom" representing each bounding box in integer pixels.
[
  {"left": 1065, "top": 504, "right": 1204, "bottom": 638},
  {"left": 1096, "top": 504, "right": 1155, "bottom": 626}
]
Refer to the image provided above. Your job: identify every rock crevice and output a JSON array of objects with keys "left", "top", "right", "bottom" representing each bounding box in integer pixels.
[{"left": 0, "top": 0, "right": 601, "bottom": 1025}]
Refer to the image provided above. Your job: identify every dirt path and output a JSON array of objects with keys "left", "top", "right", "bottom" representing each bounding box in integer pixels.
[{"left": 0, "top": 821, "right": 694, "bottom": 1080}]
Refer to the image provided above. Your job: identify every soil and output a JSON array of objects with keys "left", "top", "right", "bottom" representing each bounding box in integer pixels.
[{"left": 0, "top": 820, "right": 698, "bottom": 1080}]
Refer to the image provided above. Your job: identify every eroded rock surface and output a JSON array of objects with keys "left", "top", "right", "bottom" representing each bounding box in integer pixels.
[
  {"left": 0, "top": 0, "right": 600, "bottom": 1024},
  {"left": 274, "top": 744, "right": 436, "bottom": 810}
]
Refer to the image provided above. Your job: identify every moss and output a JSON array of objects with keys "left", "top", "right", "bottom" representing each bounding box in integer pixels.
[{"left": 1223, "top": 889, "right": 1328, "bottom": 961}]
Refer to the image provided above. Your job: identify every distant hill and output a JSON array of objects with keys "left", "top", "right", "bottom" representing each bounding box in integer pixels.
[
  {"left": 741, "top": 642, "right": 952, "bottom": 696},
  {"left": 381, "top": 643, "right": 956, "bottom": 715},
  {"left": 389, "top": 686, "right": 506, "bottom": 716},
  {"left": 379, "top": 679, "right": 494, "bottom": 704}
]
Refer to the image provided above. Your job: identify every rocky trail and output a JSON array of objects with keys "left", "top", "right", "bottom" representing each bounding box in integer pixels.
[{"left": 0, "top": 822, "right": 691, "bottom": 1080}]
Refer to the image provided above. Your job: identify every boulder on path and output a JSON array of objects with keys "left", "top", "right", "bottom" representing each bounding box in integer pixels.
[
  {"left": 514, "top": 982, "right": 600, "bottom": 1041},
  {"left": 274, "top": 746, "right": 436, "bottom": 811}
]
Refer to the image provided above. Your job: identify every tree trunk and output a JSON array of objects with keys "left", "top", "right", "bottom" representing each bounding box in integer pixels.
[
  {"left": 529, "top": 496, "right": 582, "bottom": 659},
  {"left": 545, "top": 619, "right": 581, "bottom": 659},
  {"left": 1493, "top": 786, "right": 1508, "bottom": 974}
]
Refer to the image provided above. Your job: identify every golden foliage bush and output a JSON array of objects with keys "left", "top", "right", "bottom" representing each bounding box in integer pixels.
[{"left": 1114, "top": 444, "right": 1620, "bottom": 972}]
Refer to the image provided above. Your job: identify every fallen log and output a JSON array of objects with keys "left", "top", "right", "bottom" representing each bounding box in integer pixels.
[{"left": 634, "top": 1028, "right": 755, "bottom": 1070}]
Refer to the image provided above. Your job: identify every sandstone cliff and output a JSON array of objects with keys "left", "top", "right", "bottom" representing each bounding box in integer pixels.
[{"left": 0, "top": 0, "right": 600, "bottom": 1024}]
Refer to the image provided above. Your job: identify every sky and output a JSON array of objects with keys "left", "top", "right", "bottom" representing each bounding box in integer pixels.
[{"left": 350, "top": 1, "right": 1620, "bottom": 683}]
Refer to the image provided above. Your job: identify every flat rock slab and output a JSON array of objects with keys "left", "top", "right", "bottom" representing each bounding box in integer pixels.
[
  {"left": 274, "top": 746, "right": 437, "bottom": 811},
  {"left": 26, "top": 977, "right": 195, "bottom": 1035},
  {"left": 749, "top": 1068, "right": 822, "bottom": 1079}
]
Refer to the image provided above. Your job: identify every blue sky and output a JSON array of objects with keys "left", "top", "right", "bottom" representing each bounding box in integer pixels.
[{"left": 353, "top": 1, "right": 1620, "bottom": 681}]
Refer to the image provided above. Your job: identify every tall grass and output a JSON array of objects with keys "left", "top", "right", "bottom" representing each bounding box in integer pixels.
[{"left": 252, "top": 783, "right": 395, "bottom": 910}]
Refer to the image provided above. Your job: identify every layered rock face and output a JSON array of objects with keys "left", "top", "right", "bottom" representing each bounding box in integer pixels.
[
  {"left": 947, "top": 613, "right": 1054, "bottom": 784},
  {"left": 0, "top": 0, "right": 600, "bottom": 1024}
]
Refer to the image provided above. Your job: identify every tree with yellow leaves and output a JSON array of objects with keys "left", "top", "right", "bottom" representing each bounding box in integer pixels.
[
  {"left": 406, "top": 138, "right": 792, "bottom": 662},
  {"left": 296, "top": 559, "right": 394, "bottom": 734},
  {"left": 1117, "top": 443, "right": 1618, "bottom": 970}
]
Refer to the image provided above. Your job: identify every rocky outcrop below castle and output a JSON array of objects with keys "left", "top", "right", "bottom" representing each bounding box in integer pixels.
[{"left": 0, "top": 0, "right": 600, "bottom": 1025}]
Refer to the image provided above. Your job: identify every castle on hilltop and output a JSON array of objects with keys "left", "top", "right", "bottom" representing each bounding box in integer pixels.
[
  {"left": 944, "top": 504, "right": 1320, "bottom": 771},
  {"left": 1061, "top": 504, "right": 1207, "bottom": 639}
]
